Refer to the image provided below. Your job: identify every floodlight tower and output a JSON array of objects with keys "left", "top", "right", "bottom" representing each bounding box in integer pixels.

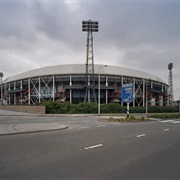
[
  {"left": 168, "top": 63, "right": 174, "bottom": 106},
  {"left": 82, "top": 20, "right": 98, "bottom": 103},
  {"left": 0, "top": 72, "right": 4, "bottom": 99}
]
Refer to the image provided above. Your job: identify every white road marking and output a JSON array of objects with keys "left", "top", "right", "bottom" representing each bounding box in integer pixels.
[
  {"left": 163, "top": 129, "right": 170, "bottom": 131},
  {"left": 136, "top": 134, "right": 146, "bottom": 138},
  {"left": 85, "top": 144, "right": 103, "bottom": 150},
  {"left": 160, "top": 120, "right": 175, "bottom": 123},
  {"left": 97, "top": 125, "right": 106, "bottom": 127},
  {"left": 113, "top": 123, "right": 120, "bottom": 125},
  {"left": 79, "top": 127, "right": 89, "bottom": 129},
  {"left": 171, "top": 121, "right": 180, "bottom": 124}
]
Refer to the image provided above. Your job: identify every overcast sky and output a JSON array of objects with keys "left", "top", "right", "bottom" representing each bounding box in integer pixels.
[{"left": 0, "top": 0, "right": 180, "bottom": 99}]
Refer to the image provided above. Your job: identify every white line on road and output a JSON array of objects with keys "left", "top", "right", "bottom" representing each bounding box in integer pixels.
[
  {"left": 79, "top": 127, "right": 89, "bottom": 129},
  {"left": 160, "top": 120, "right": 175, "bottom": 123},
  {"left": 113, "top": 123, "right": 120, "bottom": 125},
  {"left": 136, "top": 134, "right": 146, "bottom": 138},
  {"left": 163, "top": 129, "right": 170, "bottom": 131},
  {"left": 85, "top": 144, "right": 103, "bottom": 150},
  {"left": 171, "top": 121, "right": 180, "bottom": 124},
  {"left": 97, "top": 125, "right": 106, "bottom": 127}
]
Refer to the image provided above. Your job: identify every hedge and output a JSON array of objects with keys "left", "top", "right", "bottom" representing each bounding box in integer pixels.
[{"left": 42, "top": 101, "right": 179, "bottom": 114}]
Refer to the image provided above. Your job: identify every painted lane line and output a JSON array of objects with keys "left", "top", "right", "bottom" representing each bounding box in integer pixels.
[
  {"left": 160, "top": 120, "right": 175, "bottom": 123},
  {"left": 171, "top": 121, "right": 180, "bottom": 124},
  {"left": 97, "top": 125, "right": 106, "bottom": 127},
  {"left": 136, "top": 134, "right": 146, "bottom": 138},
  {"left": 163, "top": 129, "right": 170, "bottom": 131},
  {"left": 79, "top": 127, "right": 89, "bottom": 129},
  {"left": 85, "top": 144, "right": 103, "bottom": 150},
  {"left": 113, "top": 123, "right": 120, "bottom": 125}
]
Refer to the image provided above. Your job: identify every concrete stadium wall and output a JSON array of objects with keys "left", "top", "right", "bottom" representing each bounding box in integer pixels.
[{"left": 0, "top": 104, "right": 46, "bottom": 114}]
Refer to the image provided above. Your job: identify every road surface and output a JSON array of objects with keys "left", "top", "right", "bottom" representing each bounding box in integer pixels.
[{"left": 0, "top": 115, "right": 180, "bottom": 179}]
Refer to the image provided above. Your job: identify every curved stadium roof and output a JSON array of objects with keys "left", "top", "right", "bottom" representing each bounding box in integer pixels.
[{"left": 3, "top": 64, "right": 166, "bottom": 84}]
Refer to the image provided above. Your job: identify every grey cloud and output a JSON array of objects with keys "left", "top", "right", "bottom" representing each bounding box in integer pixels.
[
  {"left": 31, "top": 2, "right": 83, "bottom": 47},
  {"left": 0, "top": 2, "right": 34, "bottom": 38},
  {"left": 0, "top": 0, "right": 180, "bottom": 99},
  {"left": 95, "top": 2, "right": 180, "bottom": 47}
]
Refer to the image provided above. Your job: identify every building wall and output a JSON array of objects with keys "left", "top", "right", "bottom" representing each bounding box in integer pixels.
[
  {"left": 0, "top": 105, "right": 46, "bottom": 114},
  {"left": 0, "top": 74, "right": 169, "bottom": 106}
]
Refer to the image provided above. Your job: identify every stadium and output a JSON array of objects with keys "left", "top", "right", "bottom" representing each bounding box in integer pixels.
[{"left": 0, "top": 64, "right": 169, "bottom": 106}]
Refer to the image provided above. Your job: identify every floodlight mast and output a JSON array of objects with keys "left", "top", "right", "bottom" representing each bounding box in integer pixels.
[
  {"left": 168, "top": 63, "right": 174, "bottom": 106},
  {"left": 0, "top": 72, "right": 4, "bottom": 99},
  {"left": 82, "top": 20, "right": 99, "bottom": 103}
]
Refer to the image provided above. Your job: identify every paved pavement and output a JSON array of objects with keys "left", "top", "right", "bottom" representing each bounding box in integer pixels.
[
  {"left": 0, "top": 110, "right": 68, "bottom": 135},
  {"left": 0, "top": 109, "right": 157, "bottom": 136}
]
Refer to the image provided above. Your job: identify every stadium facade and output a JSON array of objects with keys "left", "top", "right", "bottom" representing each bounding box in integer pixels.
[{"left": 0, "top": 64, "right": 169, "bottom": 106}]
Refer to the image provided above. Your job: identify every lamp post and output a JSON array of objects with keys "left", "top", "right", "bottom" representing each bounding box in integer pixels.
[
  {"left": 146, "top": 79, "right": 151, "bottom": 116},
  {"left": 98, "top": 65, "right": 107, "bottom": 116},
  {"left": 146, "top": 79, "right": 148, "bottom": 115},
  {"left": 177, "top": 88, "right": 180, "bottom": 113}
]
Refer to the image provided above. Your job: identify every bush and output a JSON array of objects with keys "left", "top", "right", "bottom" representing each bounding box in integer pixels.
[
  {"left": 42, "top": 101, "right": 72, "bottom": 114},
  {"left": 108, "top": 115, "right": 147, "bottom": 122},
  {"left": 149, "top": 113, "right": 180, "bottom": 119},
  {"left": 101, "top": 103, "right": 123, "bottom": 113},
  {"left": 130, "top": 106, "right": 145, "bottom": 113},
  {"left": 147, "top": 106, "right": 179, "bottom": 113},
  {"left": 42, "top": 101, "right": 179, "bottom": 114},
  {"left": 74, "top": 103, "right": 97, "bottom": 113}
]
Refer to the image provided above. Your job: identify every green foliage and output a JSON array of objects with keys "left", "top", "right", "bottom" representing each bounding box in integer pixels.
[
  {"left": 42, "top": 101, "right": 72, "bottom": 114},
  {"left": 73, "top": 103, "right": 97, "bottom": 114},
  {"left": 42, "top": 101, "right": 179, "bottom": 114},
  {"left": 140, "top": 116, "right": 145, "bottom": 121},
  {"left": 148, "top": 106, "right": 178, "bottom": 113},
  {"left": 100, "top": 103, "right": 126, "bottom": 113},
  {"left": 149, "top": 113, "right": 180, "bottom": 119},
  {"left": 108, "top": 115, "right": 147, "bottom": 122}
]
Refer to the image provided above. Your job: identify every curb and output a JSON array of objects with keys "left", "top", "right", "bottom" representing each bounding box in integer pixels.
[{"left": 0, "top": 125, "right": 68, "bottom": 136}]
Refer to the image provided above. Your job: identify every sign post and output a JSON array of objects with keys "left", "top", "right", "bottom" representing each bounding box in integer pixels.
[{"left": 121, "top": 83, "right": 134, "bottom": 118}]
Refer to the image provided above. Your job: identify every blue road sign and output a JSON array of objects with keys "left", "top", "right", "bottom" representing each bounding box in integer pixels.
[{"left": 121, "top": 83, "right": 134, "bottom": 103}]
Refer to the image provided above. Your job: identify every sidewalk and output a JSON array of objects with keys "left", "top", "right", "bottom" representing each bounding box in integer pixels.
[
  {"left": 0, "top": 109, "right": 155, "bottom": 136},
  {"left": 0, "top": 123, "right": 68, "bottom": 136},
  {"left": 0, "top": 110, "right": 68, "bottom": 135}
]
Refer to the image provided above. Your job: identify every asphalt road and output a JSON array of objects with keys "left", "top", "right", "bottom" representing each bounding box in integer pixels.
[{"left": 0, "top": 116, "right": 180, "bottom": 179}]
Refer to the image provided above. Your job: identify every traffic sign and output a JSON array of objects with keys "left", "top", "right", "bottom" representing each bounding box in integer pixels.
[{"left": 121, "top": 83, "right": 134, "bottom": 103}]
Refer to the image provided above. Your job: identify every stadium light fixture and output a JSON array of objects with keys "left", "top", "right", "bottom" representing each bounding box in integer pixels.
[{"left": 82, "top": 20, "right": 98, "bottom": 32}]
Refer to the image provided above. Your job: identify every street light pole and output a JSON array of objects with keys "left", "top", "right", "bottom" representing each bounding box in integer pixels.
[
  {"left": 98, "top": 68, "right": 100, "bottom": 115},
  {"left": 177, "top": 88, "right": 180, "bottom": 113},
  {"left": 146, "top": 78, "right": 151, "bottom": 116},
  {"left": 98, "top": 65, "right": 107, "bottom": 116},
  {"left": 146, "top": 79, "right": 148, "bottom": 115}
]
